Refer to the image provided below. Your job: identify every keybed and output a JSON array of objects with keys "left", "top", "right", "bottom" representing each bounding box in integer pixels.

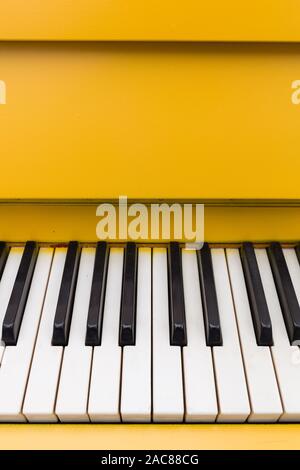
[{"left": 1, "top": 241, "right": 300, "bottom": 422}]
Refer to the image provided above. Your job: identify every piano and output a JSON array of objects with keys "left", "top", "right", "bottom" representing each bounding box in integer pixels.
[{"left": 1, "top": 0, "right": 300, "bottom": 450}]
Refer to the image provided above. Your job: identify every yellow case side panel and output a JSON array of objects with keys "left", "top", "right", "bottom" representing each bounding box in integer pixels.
[
  {"left": 0, "top": 43, "right": 300, "bottom": 200},
  {"left": 1, "top": 0, "right": 300, "bottom": 41}
]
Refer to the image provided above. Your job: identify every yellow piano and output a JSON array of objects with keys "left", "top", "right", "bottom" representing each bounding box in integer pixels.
[{"left": 1, "top": 0, "right": 300, "bottom": 449}]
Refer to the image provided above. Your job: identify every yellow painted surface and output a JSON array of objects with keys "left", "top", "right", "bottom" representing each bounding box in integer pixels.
[
  {"left": 1, "top": 0, "right": 300, "bottom": 41},
  {"left": 0, "top": 424, "right": 298, "bottom": 450},
  {"left": 0, "top": 203, "right": 299, "bottom": 242},
  {"left": 0, "top": 43, "right": 300, "bottom": 200}
]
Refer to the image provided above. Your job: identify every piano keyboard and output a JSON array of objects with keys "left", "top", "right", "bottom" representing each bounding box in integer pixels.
[{"left": 0, "top": 241, "right": 300, "bottom": 423}]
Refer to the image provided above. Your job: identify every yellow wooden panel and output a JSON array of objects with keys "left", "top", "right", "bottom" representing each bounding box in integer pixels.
[
  {"left": 0, "top": 203, "right": 299, "bottom": 243},
  {"left": 1, "top": 0, "right": 300, "bottom": 41},
  {"left": 0, "top": 43, "right": 300, "bottom": 200},
  {"left": 0, "top": 424, "right": 299, "bottom": 450}
]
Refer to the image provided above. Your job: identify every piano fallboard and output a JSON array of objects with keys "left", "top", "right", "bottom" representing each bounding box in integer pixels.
[{"left": 0, "top": 202, "right": 299, "bottom": 242}]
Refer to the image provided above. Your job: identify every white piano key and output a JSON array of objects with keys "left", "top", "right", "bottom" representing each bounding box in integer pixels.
[
  {"left": 22, "top": 248, "right": 67, "bottom": 422},
  {"left": 0, "top": 248, "right": 53, "bottom": 422},
  {"left": 88, "top": 248, "right": 124, "bottom": 422},
  {"left": 211, "top": 249, "right": 250, "bottom": 422},
  {"left": 181, "top": 249, "right": 218, "bottom": 422},
  {"left": 55, "top": 248, "right": 95, "bottom": 422},
  {"left": 121, "top": 248, "right": 151, "bottom": 422},
  {"left": 152, "top": 248, "right": 184, "bottom": 422},
  {"left": 283, "top": 248, "right": 300, "bottom": 307},
  {"left": 0, "top": 247, "right": 24, "bottom": 363},
  {"left": 256, "top": 248, "right": 300, "bottom": 421},
  {"left": 226, "top": 249, "right": 282, "bottom": 422}
]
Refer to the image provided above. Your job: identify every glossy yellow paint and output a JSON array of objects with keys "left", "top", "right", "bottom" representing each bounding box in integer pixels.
[
  {"left": 1, "top": 0, "right": 300, "bottom": 41},
  {"left": 0, "top": 203, "right": 300, "bottom": 242},
  {"left": 0, "top": 424, "right": 298, "bottom": 450},
  {"left": 1, "top": 42, "right": 300, "bottom": 200}
]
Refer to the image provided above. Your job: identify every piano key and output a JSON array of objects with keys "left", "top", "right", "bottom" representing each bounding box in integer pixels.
[
  {"left": 119, "top": 242, "right": 138, "bottom": 346},
  {"left": 152, "top": 248, "right": 184, "bottom": 422},
  {"left": 0, "top": 249, "right": 53, "bottom": 422},
  {"left": 181, "top": 249, "right": 218, "bottom": 422},
  {"left": 211, "top": 249, "right": 250, "bottom": 422},
  {"left": 283, "top": 248, "right": 300, "bottom": 316},
  {"left": 197, "top": 243, "right": 222, "bottom": 346},
  {"left": 23, "top": 248, "right": 67, "bottom": 422},
  {"left": 0, "top": 247, "right": 23, "bottom": 363},
  {"left": 168, "top": 242, "right": 187, "bottom": 346},
  {"left": 240, "top": 242, "right": 273, "bottom": 346},
  {"left": 2, "top": 241, "right": 38, "bottom": 346},
  {"left": 120, "top": 248, "right": 151, "bottom": 422},
  {"left": 85, "top": 242, "right": 108, "bottom": 346},
  {"left": 56, "top": 248, "right": 95, "bottom": 422},
  {"left": 268, "top": 242, "right": 300, "bottom": 345},
  {"left": 226, "top": 249, "right": 282, "bottom": 422},
  {"left": 0, "top": 242, "right": 9, "bottom": 281},
  {"left": 52, "top": 241, "right": 81, "bottom": 346},
  {"left": 88, "top": 248, "right": 124, "bottom": 422},
  {"left": 255, "top": 248, "right": 300, "bottom": 421}
]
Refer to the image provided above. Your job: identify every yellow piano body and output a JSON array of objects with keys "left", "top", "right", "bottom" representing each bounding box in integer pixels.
[{"left": 1, "top": 0, "right": 300, "bottom": 449}]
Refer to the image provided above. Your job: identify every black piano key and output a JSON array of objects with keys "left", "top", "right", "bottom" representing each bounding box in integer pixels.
[
  {"left": 2, "top": 241, "right": 38, "bottom": 345},
  {"left": 197, "top": 243, "right": 223, "bottom": 346},
  {"left": 0, "top": 242, "right": 9, "bottom": 281},
  {"left": 119, "top": 242, "right": 138, "bottom": 346},
  {"left": 167, "top": 242, "right": 187, "bottom": 346},
  {"left": 240, "top": 242, "right": 273, "bottom": 346},
  {"left": 85, "top": 242, "right": 109, "bottom": 346},
  {"left": 52, "top": 241, "right": 81, "bottom": 346},
  {"left": 268, "top": 242, "right": 300, "bottom": 345}
]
